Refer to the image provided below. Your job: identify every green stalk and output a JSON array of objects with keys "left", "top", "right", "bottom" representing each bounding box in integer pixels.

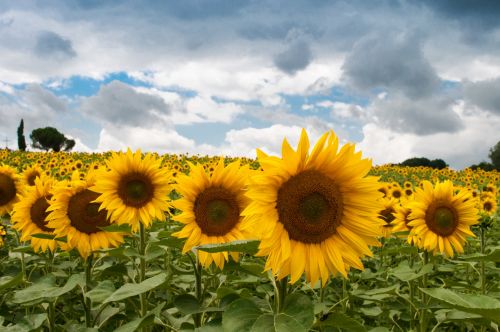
[
  {"left": 193, "top": 254, "right": 203, "bottom": 328},
  {"left": 14, "top": 231, "right": 27, "bottom": 283},
  {"left": 341, "top": 277, "right": 348, "bottom": 313},
  {"left": 480, "top": 227, "right": 486, "bottom": 295},
  {"left": 139, "top": 223, "right": 148, "bottom": 318},
  {"left": 84, "top": 255, "right": 93, "bottom": 328},
  {"left": 419, "top": 251, "right": 429, "bottom": 332},
  {"left": 277, "top": 277, "right": 288, "bottom": 313},
  {"left": 48, "top": 302, "right": 55, "bottom": 332}
]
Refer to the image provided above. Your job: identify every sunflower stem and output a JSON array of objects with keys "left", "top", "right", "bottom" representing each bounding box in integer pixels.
[
  {"left": 341, "top": 277, "right": 348, "bottom": 313},
  {"left": 193, "top": 253, "right": 203, "bottom": 328},
  {"left": 48, "top": 301, "right": 56, "bottom": 332},
  {"left": 480, "top": 227, "right": 486, "bottom": 295},
  {"left": 419, "top": 251, "right": 429, "bottom": 332},
  {"left": 275, "top": 277, "right": 288, "bottom": 313},
  {"left": 84, "top": 254, "right": 93, "bottom": 328},
  {"left": 14, "top": 231, "right": 27, "bottom": 283},
  {"left": 139, "top": 222, "right": 148, "bottom": 320}
]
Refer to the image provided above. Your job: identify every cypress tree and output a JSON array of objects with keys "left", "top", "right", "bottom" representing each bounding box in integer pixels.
[{"left": 17, "top": 119, "right": 27, "bottom": 151}]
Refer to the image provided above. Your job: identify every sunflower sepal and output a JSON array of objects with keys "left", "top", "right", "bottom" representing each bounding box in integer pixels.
[
  {"left": 30, "top": 233, "right": 68, "bottom": 243},
  {"left": 195, "top": 239, "right": 260, "bottom": 255}
]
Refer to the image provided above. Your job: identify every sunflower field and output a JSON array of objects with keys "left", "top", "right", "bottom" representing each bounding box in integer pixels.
[{"left": 0, "top": 129, "right": 499, "bottom": 332}]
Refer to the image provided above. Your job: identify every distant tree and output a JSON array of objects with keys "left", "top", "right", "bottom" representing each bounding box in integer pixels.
[
  {"left": 400, "top": 157, "right": 431, "bottom": 168},
  {"left": 469, "top": 162, "right": 495, "bottom": 171},
  {"left": 489, "top": 141, "right": 500, "bottom": 170},
  {"left": 400, "top": 157, "right": 448, "bottom": 169},
  {"left": 17, "top": 119, "right": 27, "bottom": 151},
  {"left": 429, "top": 159, "right": 448, "bottom": 170},
  {"left": 30, "top": 127, "right": 75, "bottom": 152}
]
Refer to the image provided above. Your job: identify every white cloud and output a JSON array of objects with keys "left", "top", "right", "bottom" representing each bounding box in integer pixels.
[
  {"left": 358, "top": 101, "right": 500, "bottom": 168},
  {"left": 97, "top": 125, "right": 196, "bottom": 154}
]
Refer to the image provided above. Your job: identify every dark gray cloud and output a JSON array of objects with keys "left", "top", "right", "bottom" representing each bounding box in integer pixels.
[
  {"left": 421, "top": 0, "right": 500, "bottom": 31},
  {"left": 80, "top": 80, "right": 171, "bottom": 127},
  {"left": 464, "top": 78, "right": 500, "bottom": 115},
  {"left": 273, "top": 40, "right": 313, "bottom": 75},
  {"left": 342, "top": 33, "right": 440, "bottom": 98},
  {"left": 34, "top": 31, "right": 76, "bottom": 59},
  {"left": 370, "top": 94, "right": 463, "bottom": 135}
]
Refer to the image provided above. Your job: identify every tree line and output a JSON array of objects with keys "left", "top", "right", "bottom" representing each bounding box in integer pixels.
[
  {"left": 11, "top": 119, "right": 500, "bottom": 170},
  {"left": 16, "top": 119, "right": 75, "bottom": 152}
]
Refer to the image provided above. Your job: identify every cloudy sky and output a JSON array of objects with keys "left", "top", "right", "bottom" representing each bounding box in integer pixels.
[{"left": 1, "top": 0, "right": 499, "bottom": 168}]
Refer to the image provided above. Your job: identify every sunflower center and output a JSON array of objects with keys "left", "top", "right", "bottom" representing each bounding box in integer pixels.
[
  {"left": 277, "top": 170, "right": 343, "bottom": 244},
  {"left": 68, "top": 189, "right": 111, "bottom": 234},
  {"left": 483, "top": 202, "right": 492, "bottom": 212},
  {"left": 425, "top": 202, "right": 458, "bottom": 237},
  {"left": 0, "top": 174, "right": 17, "bottom": 206},
  {"left": 27, "top": 172, "right": 40, "bottom": 186},
  {"left": 379, "top": 207, "right": 396, "bottom": 225},
  {"left": 299, "top": 193, "right": 328, "bottom": 222},
  {"left": 194, "top": 187, "right": 240, "bottom": 236},
  {"left": 30, "top": 197, "right": 54, "bottom": 233},
  {"left": 118, "top": 174, "right": 154, "bottom": 208}
]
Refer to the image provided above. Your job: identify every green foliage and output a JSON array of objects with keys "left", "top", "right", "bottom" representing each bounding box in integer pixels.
[
  {"left": 489, "top": 140, "right": 500, "bottom": 170},
  {"left": 30, "top": 126, "right": 76, "bottom": 152},
  {"left": 400, "top": 157, "right": 448, "bottom": 169},
  {"left": 17, "top": 119, "right": 26, "bottom": 151}
]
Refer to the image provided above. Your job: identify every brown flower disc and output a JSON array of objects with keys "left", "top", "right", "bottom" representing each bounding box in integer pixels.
[
  {"left": 425, "top": 201, "right": 458, "bottom": 237},
  {"left": 68, "top": 189, "right": 110, "bottom": 234},
  {"left": 277, "top": 170, "right": 343, "bottom": 244},
  {"left": 194, "top": 187, "right": 240, "bottom": 236},
  {"left": 0, "top": 174, "right": 17, "bottom": 206},
  {"left": 117, "top": 173, "right": 154, "bottom": 208},
  {"left": 27, "top": 172, "right": 40, "bottom": 186},
  {"left": 30, "top": 197, "right": 54, "bottom": 232}
]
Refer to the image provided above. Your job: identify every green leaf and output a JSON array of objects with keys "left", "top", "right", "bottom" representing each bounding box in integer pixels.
[
  {"left": 279, "top": 293, "right": 314, "bottom": 331},
  {"left": 222, "top": 294, "right": 313, "bottom": 332},
  {"left": 98, "top": 224, "right": 132, "bottom": 233},
  {"left": 174, "top": 294, "right": 201, "bottom": 314},
  {"left": 434, "top": 309, "right": 483, "bottom": 323},
  {"left": 173, "top": 294, "right": 223, "bottom": 315},
  {"left": 420, "top": 288, "right": 500, "bottom": 323},
  {"left": 461, "top": 247, "right": 500, "bottom": 262},
  {"left": 196, "top": 240, "right": 260, "bottom": 255},
  {"left": 11, "top": 245, "right": 32, "bottom": 253},
  {"left": 85, "top": 280, "right": 115, "bottom": 305},
  {"left": 114, "top": 313, "right": 155, "bottom": 332},
  {"left": 360, "top": 307, "right": 383, "bottom": 317},
  {"left": 390, "top": 262, "right": 433, "bottom": 282},
  {"left": 0, "top": 272, "right": 23, "bottom": 292},
  {"left": 12, "top": 274, "right": 84, "bottom": 304},
  {"left": 6, "top": 313, "right": 47, "bottom": 332},
  {"left": 222, "top": 298, "right": 263, "bottom": 332},
  {"left": 103, "top": 273, "right": 167, "bottom": 304},
  {"left": 318, "top": 312, "right": 366, "bottom": 332}
]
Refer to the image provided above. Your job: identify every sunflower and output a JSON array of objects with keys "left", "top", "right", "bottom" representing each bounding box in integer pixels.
[
  {"left": 391, "top": 187, "right": 403, "bottom": 200},
  {"left": 408, "top": 180, "right": 478, "bottom": 257},
  {"left": 172, "top": 159, "right": 253, "bottom": 269},
  {"left": 392, "top": 199, "right": 420, "bottom": 246},
  {"left": 480, "top": 197, "right": 497, "bottom": 215},
  {"left": 378, "top": 197, "right": 398, "bottom": 238},
  {"left": 0, "top": 223, "right": 6, "bottom": 248},
  {"left": 46, "top": 171, "right": 126, "bottom": 259},
  {"left": 21, "top": 164, "right": 42, "bottom": 187},
  {"left": 0, "top": 165, "right": 22, "bottom": 216},
  {"left": 91, "top": 149, "right": 171, "bottom": 232},
  {"left": 243, "top": 129, "right": 384, "bottom": 286},
  {"left": 11, "top": 177, "right": 58, "bottom": 253}
]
